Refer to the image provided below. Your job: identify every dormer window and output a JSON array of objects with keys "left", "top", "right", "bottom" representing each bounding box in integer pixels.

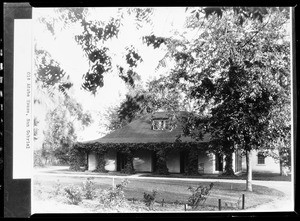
[
  {"left": 151, "top": 112, "right": 177, "bottom": 131},
  {"left": 152, "top": 119, "right": 174, "bottom": 131},
  {"left": 152, "top": 120, "right": 166, "bottom": 130}
]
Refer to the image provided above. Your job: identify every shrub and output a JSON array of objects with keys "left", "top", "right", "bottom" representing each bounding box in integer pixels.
[
  {"left": 64, "top": 185, "right": 83, "bottom": 205},
  {"left": 82, "top": 177, "right": 96, "bottom": 199},
  {"left": 143, "top": 190, "right": 158, "bottom": 210},
  {"left": 187, "top": 183, "right": 214, "bottom": 209},
  {"left": 33, "top": 180, "right": 43, "bottom": 199},
  {"left": 99, "top": 179, "right": 129, "bottom": 209},
  {"left": 34, "top": 150, "right": 45, "bottom": 167},
  {"left": 53, "top": 179, "right": 62, "bottom": 196}
]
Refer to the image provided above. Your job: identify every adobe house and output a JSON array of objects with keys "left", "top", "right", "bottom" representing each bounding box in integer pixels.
[
  {"left": 242, "top": 149, "right": 282, "bottom": 174},
  {"left": 72, "top": 111, "right": 245, "bottom": 175}
]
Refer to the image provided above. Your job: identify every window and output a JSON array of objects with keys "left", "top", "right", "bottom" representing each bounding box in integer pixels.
[
  {"left": 152, "top": 119, "right": 174, "bottom": 131},
  {"left": 152, "top": 120, "right": 165, "bottom": 130},
  {"left": 257, "top": 152, "right": 265, "bottom": 165}
]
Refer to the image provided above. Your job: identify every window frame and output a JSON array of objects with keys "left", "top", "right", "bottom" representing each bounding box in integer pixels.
[
  {"left": 257, "top": 152, "right": 266, "bottom": 165},
  {"left": 152, "top": 119, "right": 173, "bottom": 131}
]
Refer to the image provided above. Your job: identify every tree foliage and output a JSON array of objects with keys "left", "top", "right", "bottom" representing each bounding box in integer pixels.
[
  {"left": 145, "top": 8, "right": 291, "bottom": 181},
  {"left": 43, "top": 97, "right": 92, "bottom": 164},
  {"left": 34, "top": 48, "right": 92, "bottom": 165}
]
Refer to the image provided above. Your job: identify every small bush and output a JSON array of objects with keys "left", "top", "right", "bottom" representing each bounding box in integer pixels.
[
  {"left": 34, "top": 150, "right": 45, "bottom": 167},
  {"left": 33, "top": 180, "right": 43, "bottom": 199},
  {"left": 98, "top": 179, "right": 129, "bottom": 209},
  {"left": 143, "top": 190, "right": 158, "bottom": 210},
  {"left": 64, "top": 185, "right": 83, "bottom": 205},
  {"left": 82, "top": 177, "right": 96, "bottom": 199},
  {"left": 187, "top": 183, "right": 214, "bottom": 209},
  {"left": 53, "top": 179, "right": 62, "bottom": 196}
]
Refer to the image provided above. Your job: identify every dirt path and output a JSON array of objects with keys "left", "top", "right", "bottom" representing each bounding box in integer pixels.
[{"left": 247, "top": 181, "right": 294, "bottom": 211}]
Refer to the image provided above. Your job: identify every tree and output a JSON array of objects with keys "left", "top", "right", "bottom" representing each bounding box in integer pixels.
[
  {"left": 103, "top": 76, "right": 188, "bottom": 132},
  {"left": 146, "top": 8, "right": 290, "bottom": 191},
  {"left": 43, "top": 96, "right": 92, "bottom": 165},
  {"left": 34, "top": 47, "right": 92, "bottom": 165}
]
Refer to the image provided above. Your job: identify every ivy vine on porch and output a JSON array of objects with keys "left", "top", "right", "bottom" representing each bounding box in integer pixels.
[{"left": 69, "top": 142, "right": 208, "bottom": 175}]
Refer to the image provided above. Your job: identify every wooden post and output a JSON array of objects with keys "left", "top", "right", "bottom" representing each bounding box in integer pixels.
[
  {"left": 184, "top": 204, "right": 187, "bottom": 211},
  {"left": 218, "top": 199, "right": 221, "bottom": 211},
  {"left": 112, "top": 177, "right": 115, "bottom": 189},
  {"left": 161, "top": 199, "right": 164, "bottom": 207},
  {"left": 242, "top": 194, "right": 245, "bottom": 209}
]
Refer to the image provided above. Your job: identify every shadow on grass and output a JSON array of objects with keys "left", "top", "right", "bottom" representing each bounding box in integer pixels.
[
  {"left": 35, "top": 166, "right": 291, "bottom": 181},
  {"left": 139, "top": 172, "right": 291, "bottom": 181}
]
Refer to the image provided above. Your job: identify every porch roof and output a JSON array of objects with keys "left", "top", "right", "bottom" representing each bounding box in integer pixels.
[{"left": 82, "top": 112, "right": 210, "bottom": 144}]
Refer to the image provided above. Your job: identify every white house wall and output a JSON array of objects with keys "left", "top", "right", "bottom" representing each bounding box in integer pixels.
[
  {"left": 242, "top": 150, "right": 281, "bottom": 174},
  {"left": 105, "top": 150, "right": 117, "bottom": 171},
  {"left": 88, "top": 152, "right": 97, "bottom": 171},
  {"left": 198, "top": 152, "right": 214, "bottom": 174}
]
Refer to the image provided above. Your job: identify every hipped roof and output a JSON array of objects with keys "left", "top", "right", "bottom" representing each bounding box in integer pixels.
[{"left": 83, "top": 112, "right": 210, "bottom": 144}]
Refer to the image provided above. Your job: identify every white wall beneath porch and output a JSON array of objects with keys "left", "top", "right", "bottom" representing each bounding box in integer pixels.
[
  {"left": 198, "top": 152, "right": 214, "bottom": 174},
  {"left": 88, "top": 152, "right": 97, "bottom": 171},
  {"left": 105, "top": 150, "right": 116, "bottom": 171}
]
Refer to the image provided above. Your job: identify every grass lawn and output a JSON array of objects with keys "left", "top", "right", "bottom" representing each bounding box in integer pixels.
[
  {"left": 38, "top": 166, "right": 291, "bottom": 181},
  {"left": 140, "top": 172, "right": 292, "bottom": 182},
  {"left": 32, "top": 173, "right": 285, "bottom": 213}
]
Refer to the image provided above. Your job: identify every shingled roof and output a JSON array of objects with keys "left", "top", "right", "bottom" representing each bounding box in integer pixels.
[{"left": 83, "top": 112, "right": 210, "bottom": 144}]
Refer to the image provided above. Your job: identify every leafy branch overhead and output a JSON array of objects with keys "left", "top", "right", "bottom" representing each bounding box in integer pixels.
[
  {"left": 35, "top": 49, "right": 67, "bottom": 88},
  {"left": 118, "top": 46, "right": 143, "bottom": 88},
  {"left": 74, "top": 17, "right": 119, "bottom": 94}
]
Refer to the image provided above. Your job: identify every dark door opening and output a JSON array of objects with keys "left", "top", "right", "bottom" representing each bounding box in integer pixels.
[
  {"left": 215, "top": 154, "right": 223, "bottom": 172},
  {"left": 180, "top": 151, "right": 187, "bottom": 173},
  {"left": 152, "top": 151, "right": 157, "bottom": 173},
  {"left": 117, "top": 152, "right": 126, "bottom": 171}
]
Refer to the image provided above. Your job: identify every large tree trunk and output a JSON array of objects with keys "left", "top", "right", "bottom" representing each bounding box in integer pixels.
[
  {"left": 246, "top": 150, "right": 253, "bottom": 191},
  {"left": 223, "top": 152, "right": 235, "bottom": 176}
]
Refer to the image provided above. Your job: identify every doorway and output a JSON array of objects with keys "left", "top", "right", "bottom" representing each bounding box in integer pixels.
[
  {"left": 215, "top": 154, "right": 223, "bottom": 172},
  {"left": 152, "top": 151, "right": 157, "bottom": 172},
  {"left": 180, "top": 151, "right": 187, "bottom": 173},
  {"left": 116, "top": 152, "right": 126, "bottom": 171}
]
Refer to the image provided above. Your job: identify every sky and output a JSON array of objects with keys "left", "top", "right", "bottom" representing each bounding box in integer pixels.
[{"left": 32, "top": 7, "right": 189, "bottom": 142}]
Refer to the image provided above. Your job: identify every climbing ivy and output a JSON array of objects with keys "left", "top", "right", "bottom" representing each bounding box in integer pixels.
[
  {"left": 69, "top": 147, "right": 87, "bottom": 171},
  {"left": 94, "top": 150, "right": 108, "bottom": 173},
  {"left": 155, "top": 149, "right": 169, "bottom": 175},
  {"left": 70, "top": 142, "right": 208, "bottom": 174},
  {"left": 120, "top": 149, "right": 135, "bottom": 174},
  {"left": 185, "top": 148, "right": 199, "bottom": 175}
]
